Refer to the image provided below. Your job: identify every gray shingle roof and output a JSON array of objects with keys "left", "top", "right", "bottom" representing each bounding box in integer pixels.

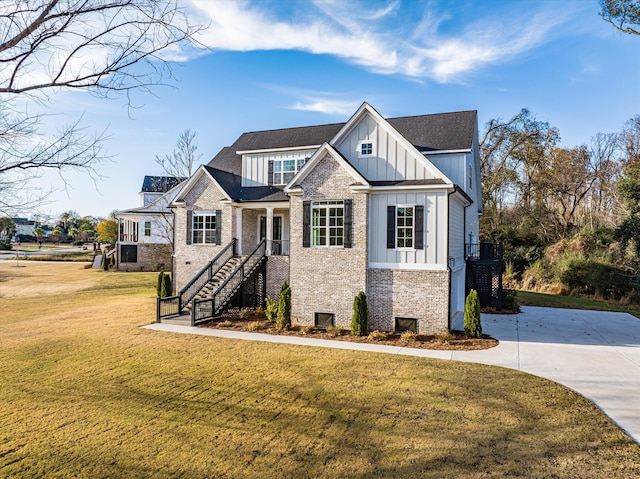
[
  {"left": 141, "top": 176, "right": 184, "bottom": 193},
  {"left": 207, "top": 109, "right": 477, "bottom": 201}
]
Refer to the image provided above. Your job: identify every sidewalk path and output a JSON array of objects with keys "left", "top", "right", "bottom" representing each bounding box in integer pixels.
[{"left": 144, "top": 306, "right": 640, "bottom": 444}]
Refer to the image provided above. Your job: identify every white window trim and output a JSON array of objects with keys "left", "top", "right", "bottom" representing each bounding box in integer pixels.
[
  {"left": 358, "top": 140, "right": 376, "bottom": 158},
  {"left": 144, "top": 221, "right": 151, "bottom": 237},
  {"left": 273, "top": 157, "right": 307, "bottom": 185},
  {"left": 395, "top": 204, "right": 416, "bottom": 251},
  {"left": 192, "top": 210, "right": 217, "bottom": 245},
  {"left": 311, "top": 200, "right": 344, "bottom": 248}
]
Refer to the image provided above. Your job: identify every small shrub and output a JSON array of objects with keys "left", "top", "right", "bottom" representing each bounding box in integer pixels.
[
  {"left": 502, "top": 289, "right": 519, "bottom": 311},
  {"left": 464, "top": 289, "right": 482, "bottom": 339},
  {"left": 217, "top": 320, "right": 233, "bottom": 327},
  {"left": 350, "top": 291, "right": 368, "bottom": 336},
  {"left": 73, "top": 240, "right": 84, "bottom": 246},
  {"left": 300, "top": 326, "right": 312, "bottom": 335},
  {"left": 101, "top": 254, "right": 108, "bottom": 271},
  {"left": 0, "top": 241, "right": 12, "bottom": 251},
  {"left": 246, "top": 321, "right": 263, "bottom": 331},
  {"left": 276, "top": 281, "right": 291, "bottom": 330},
  {"left": 400, "top": 331, "right": 417, "bottom": 343},
  {"left": 367, "top": 330, "right": 388, "bottom": 341},
  {"left": 435, "top": 332, "right": 456, "bottom": 344},
  {"left": 160, "top": 273, "right": 172, "bottom": 298},
  {"left": 325, "top": 325, "right": 342, "bottom": 337},
  {"left": 239, "top": 308, "right": 251, "bottom": 319},
  {"left": 265, "top": 296, "right": 278, "bottom": 323}
]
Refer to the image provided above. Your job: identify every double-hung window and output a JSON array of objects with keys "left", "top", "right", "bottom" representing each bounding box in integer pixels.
[
  {"left": 192, "top": 212, "right": 217, "bottom": 244},
  {"left": 396, "top": 206, "right": 414, "bottom": 248},
  {"left": 144, "top": 221, "right": 151, "bottom": 237},
  {"left": 312, "top": 201, "right": 344, "bottom": 246},
  {"left": 273, "top": 158, "right": 306, "bottom": 185}
]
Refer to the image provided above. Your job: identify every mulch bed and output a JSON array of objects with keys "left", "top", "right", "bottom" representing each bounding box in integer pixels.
[{"left": 201, "top": 311, "right": 498, "bottom": 351}]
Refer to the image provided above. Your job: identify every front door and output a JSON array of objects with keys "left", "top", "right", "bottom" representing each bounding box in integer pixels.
[{"left": 259, "top": 216, "right": 282, "bottom": 254}]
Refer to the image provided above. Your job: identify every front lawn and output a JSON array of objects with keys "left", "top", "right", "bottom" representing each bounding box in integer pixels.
[
  {"left": 1, "top": 263, "right": 638, "bottom": 478},
  {"left": 518, "top": 289, "right": 640, "bottom": 318}
]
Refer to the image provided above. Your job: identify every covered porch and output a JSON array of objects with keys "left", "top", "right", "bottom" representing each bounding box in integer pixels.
[{"left": 234, "top": 202, "right": 290, "bottom": 257}]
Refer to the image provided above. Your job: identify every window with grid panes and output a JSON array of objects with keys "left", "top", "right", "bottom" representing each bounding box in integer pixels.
[
  {"left": 396, "top": 206, "right": 414, "bottom": 248},
  {"left": 192, "top": 213, "right": 216, "bottom": 244},
  {"left": 273, "top": 158, "right": 306, "bottom": 185},
  {"left": 312, "top": 200, "right": 344, "bottom": 246}
]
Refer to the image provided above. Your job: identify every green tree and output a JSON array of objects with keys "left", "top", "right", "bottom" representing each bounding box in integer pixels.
[
  {"left": 0, "top": 217, "right": 15, "bottom": 241},
  {"left": 464, "top": 290, "right": 482, "bottom": 339},
  {"left": 350, "top": 291, "right": 368, "bottom": 336},
  {"left": 276, "top": 281, "right": 291, "bottom": 330},
  {"left": 33, "top": 227, "right": 45, "bottom": 243}
]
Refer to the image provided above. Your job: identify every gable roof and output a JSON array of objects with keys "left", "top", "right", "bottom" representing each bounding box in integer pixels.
[
  {"left": 117, "top": 183, "right": 183, "bottom": 215},
  {"left": 141, "top": 176, "right": 184, "bottom": 193},
  {"left": 206, "top": 106, "right": 477, "bottom": 201}
]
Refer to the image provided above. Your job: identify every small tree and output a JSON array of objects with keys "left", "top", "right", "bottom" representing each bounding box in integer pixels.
[
  {"left": 160, "top": 273, "right": 172, "bottom": 298},
  {"left": 464, "top": 289, "right": 482, "bottom": 338},
  {"left": 265, "top": 296, "right": 278, "bottom": 323},
  {"left": 351, "top": 291, "right": 368, "bottom": 336},
  {"left": 102, "top": 254, "right": 109, "bottom": 271},
  {"left": 276, "top": 281, "right": 291, "bottom": 330},
  {"left": 157, "top": 272, "right": 165, "bottom": 296}
]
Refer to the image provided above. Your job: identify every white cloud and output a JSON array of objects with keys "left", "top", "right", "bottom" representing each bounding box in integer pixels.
[
  {"left": 290, "top": 98, "right": 361, "bottom": 115},
  {"left": 186, "top": 0, "right": 575, "bottom": 83}
]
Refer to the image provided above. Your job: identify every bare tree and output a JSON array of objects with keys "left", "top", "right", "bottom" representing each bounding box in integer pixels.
[
  {"left": 601, "top": 0, "right": 640, "bottom": 36},
  {"left": 155, "top": 128, "right": 202, "bottom": 179},
  {"left": 0, "top": 0, "right": 204, "bottom": 214}
]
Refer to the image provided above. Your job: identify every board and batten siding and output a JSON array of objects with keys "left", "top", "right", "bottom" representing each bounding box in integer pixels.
[
  {"left": 448, "top": 196, "right": 465, "bottom": 267},
  {"left": 369, "top": 191, "right": 448, "bottom": 268},
  {"left": 426, "top": 153, "right": 467, "bottom": 191},
  {"left": 241, "top": 149, "right": 316, "bottom": 187},
  {"left": 335, "top": 114, "right": 435, "bottom": 181}
]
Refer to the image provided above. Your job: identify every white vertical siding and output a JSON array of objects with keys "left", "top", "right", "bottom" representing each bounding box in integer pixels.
[
  {"left": 448, "top": 196, "right": 465, "bottom": 266},
  {"left": 241, "top": 149, "right": 316, "bottom": 187},
  {"left": 426, "top": 153, "right": 466, "bottom": 189},
  {"left": 335, "top": 113, "right": 437, "bottom": 181},
  {"left": 368, "top": 190, "right": 448, "bottom": 268}
]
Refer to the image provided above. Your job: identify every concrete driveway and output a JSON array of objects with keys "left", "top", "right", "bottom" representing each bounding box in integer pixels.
[
  {"left": 146, "top": 306, "right": 640, "bottom": 444},
  {"left": 452, "top": 306, "right": 640, "bottom": 444}
]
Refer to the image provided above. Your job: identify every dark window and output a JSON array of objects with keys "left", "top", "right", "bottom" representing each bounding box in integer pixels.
[
  {"left": 144, "top": 221, "right": 151, "bottom": 236},
  {"left": 315, "top": 312, "right": 335, "bottom": 328},
  {"left": 120, "top": 244, "right": 138, "bottom": 263},
  {"left": 395, "top": 317, "right": 417, "bottom": 333}
]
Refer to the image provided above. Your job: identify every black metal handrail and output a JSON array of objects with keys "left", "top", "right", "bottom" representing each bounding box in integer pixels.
[
  {"left": 191, "top": 239, "right": 266, "bottom": 326},
  {"left": 466, "top": 242, "right": 503, "bottom": 261},
  {"left": 156, "top": 238, "right": 236, "bottom": 322}
]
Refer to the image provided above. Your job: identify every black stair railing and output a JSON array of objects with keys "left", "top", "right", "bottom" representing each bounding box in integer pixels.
[
  {"left": 156, "top": 239, "right": 236, "bottom": 322},
  {"left": 191, "top": 239, "right": 266, "bottom": 326}
]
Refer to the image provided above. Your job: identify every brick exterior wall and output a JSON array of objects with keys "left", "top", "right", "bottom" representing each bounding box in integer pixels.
[
  {"left": 266, "top": 255, "right": 290, "bottom": 299},
  {"left": 367, "top": 268, "right": 450, "bottom": 335},
  {"left": 241, "top": 209, "right": 259, "bottom": 255},
  {"left": 172, "top": 175, "right": 234, "bottom": 291},
  {"left": 289, "top": 153, "right": 368, "bottom": 329},
  {"left": 117, "top": 243, "right": 173, "bottom": 272}
]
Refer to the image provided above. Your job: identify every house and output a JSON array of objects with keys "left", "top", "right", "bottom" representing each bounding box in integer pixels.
[
  {"left": 115, "top": 177, "right": 183, "bottom": 271},
  {"left": 166, "top": 103, "right": 481, "bottom": 334}
]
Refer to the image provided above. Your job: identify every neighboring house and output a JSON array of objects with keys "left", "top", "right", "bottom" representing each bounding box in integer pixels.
[
  {"left": 168, "top": 103, "right": 481, "bottom": 334},
  {"left": 13, "top": 218, "right": 37, "bottom": 238},
  {"left": 115, "top": 177, "right": 183, "bottom": 271}
]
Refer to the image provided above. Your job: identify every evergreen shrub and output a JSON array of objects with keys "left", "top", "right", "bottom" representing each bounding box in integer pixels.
[
  {"left": 276, "top": 281, "right": 291, "bottom": 330},
  {"left": 464, "top": 289, "right": 482, "bottom": 338},
  {"left": 350, "top": 291, "right": 368, "bottom": 336}
]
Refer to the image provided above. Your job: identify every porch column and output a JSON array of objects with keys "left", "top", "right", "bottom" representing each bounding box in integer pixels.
[
  {"left": 265, "top": 206, "right": 274, "bottom": 256},
  {"left": 235, "top": 207, "right": 243, "bottom": 255}
]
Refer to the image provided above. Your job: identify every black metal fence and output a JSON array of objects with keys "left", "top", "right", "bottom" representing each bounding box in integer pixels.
[{"left": 465, "top": 242, "right": 503, "bottom": 310}]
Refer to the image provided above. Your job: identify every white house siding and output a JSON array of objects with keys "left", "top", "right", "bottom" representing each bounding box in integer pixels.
[
  {"left": 368, "top": 191, "right": 448, "bottom": 268},
  {"left": 172, "top": 176, "right": 234, "bottom": 291},
  {"left": 135, "top": 214, "right": 173, "bottom": 245},
  {"left": 426, "top": 153, "right": 466, "bottom": 190},
  {"left": 335, "top": 114, "right": 434, "bottom": 181},
  {"left": 448, "top": 196, "right": 465, "bottom": 267},
  {"left": 241, "top": 149, "right": 316, "bottom": 187}
]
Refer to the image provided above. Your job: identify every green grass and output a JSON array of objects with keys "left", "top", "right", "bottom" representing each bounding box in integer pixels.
[
  {"left": 1, "top": 263, "right": 639, "bottom": 478},
  {"left": 518, "top": 290, "right": 640, "bottom": 318}
]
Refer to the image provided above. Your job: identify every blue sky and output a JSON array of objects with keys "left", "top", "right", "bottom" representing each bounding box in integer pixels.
[{"left": 31, "top": 0, "right": 640, "bottom": 220}]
